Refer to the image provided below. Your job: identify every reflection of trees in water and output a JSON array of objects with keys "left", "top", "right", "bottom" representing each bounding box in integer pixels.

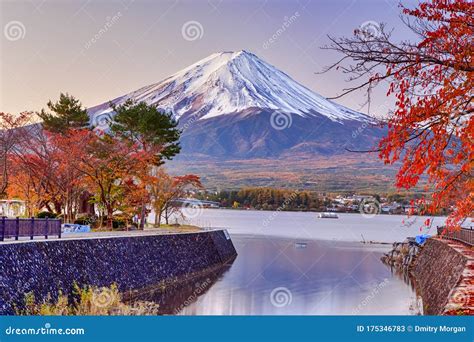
[
  {"left": 125, "top": 258, "right": 235, "bottom": 315},
  {"left": 387, "top": 266, "right": 423, "bottom": 315},
  {"left": 388, "top": 266, "right": 415, "bottom": 288}
]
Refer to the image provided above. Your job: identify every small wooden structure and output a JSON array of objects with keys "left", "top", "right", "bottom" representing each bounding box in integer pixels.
[
  {"left": 437, "top": 226, "right": 473, "bottom": 247},
  {"left": 0, "top": 217, "right": 61, "bottom": 241}
]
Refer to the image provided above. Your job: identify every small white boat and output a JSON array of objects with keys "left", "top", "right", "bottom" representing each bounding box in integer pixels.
[
  {"left": 318, "top": 212, "right": 339, "bottom": 219},
  {"left": 294, "top": 242, "right": 307, "bottom": 249}
]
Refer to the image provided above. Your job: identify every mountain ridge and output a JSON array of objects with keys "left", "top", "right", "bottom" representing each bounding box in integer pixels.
[
  {"left": 87, "top": 50, "right": 384, "bottom": 161},
  {"left": 88, "top": 50, "right": 377, "bottom": 126}
]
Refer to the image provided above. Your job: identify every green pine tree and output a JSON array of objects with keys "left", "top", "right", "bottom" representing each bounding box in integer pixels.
[
  {"left": 110, "top": 99, "right": 181, "bottom": 163},
  {"left": 38, "top": 93, "right": 89, "bottom": 133}
]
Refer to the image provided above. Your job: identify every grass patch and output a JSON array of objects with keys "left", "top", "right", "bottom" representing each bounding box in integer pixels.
[{"left": 16, "top": 284, "right": 160, "bottom": 316}]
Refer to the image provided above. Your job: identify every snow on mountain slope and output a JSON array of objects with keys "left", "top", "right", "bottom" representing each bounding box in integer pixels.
[{"left": 88, "top": 50, "right": 375, "bottom": 125}]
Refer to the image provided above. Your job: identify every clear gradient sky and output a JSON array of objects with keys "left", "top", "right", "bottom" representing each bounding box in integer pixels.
[{"left": 1, "top": 0, "right": 417, "bottom": 116}]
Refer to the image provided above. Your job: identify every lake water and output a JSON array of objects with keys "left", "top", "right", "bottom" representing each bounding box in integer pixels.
[
  {"left": 144, "top": 209, "right": 443, "bottom": 315},
  {"left": 180, "top": 209, "right": 445, "bottom": 243}
]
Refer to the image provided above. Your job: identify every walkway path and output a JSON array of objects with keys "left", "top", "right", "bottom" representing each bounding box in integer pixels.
[{"left": 0, "top": 226, "right": 209, "bottom": 244}]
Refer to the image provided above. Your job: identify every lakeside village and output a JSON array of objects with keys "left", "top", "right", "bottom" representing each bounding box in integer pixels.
[
  {"left": 193, "top": 189, "right": 448, "bottom": 216},
  {"left": 0, "top": 189, "right": 444, "bottom": 228}
]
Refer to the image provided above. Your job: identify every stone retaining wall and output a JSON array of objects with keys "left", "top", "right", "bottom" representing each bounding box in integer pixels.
[
  {"left": 0, "top": 230, "right": 237, "bottom": 315},
  {"left": 411, "top": 238, "right": 468, "bottom": 315}
]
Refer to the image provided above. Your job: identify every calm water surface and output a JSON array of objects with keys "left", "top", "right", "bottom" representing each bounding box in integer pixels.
[
  {"left": 181, "top": 209, "right": 445, "bottom": 243},
  {"left": 144, "top": 209, "right": 435, "bottom": 315}
]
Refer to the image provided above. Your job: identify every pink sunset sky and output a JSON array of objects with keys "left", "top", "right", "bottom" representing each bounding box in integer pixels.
[{"left": 1, "top": 0, "right": 416, "bottom": 117}]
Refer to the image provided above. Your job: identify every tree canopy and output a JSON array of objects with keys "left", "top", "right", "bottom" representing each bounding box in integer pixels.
[
  {"left": 110, "top": 100, "right": 181, "bottom": 163},
  {"left": 2, "top": 94, "right": 192, "bottom": 229},
  {"left": 38, "top": 93, "right": 89, "bottom": 133},
  {"left": 325, "top": 0, "right": 473, "bottom": 229}
]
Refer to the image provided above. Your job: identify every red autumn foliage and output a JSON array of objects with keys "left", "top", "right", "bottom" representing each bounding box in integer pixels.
[
  {"left": 325, "top": 0, "right": 473, "bottom": 229},
  {"left": 149, "top": 170, "right": 203, "bottom": 226},
  {"left": 0, "top": 111, "right": 35, "bottom": 196},
  {"left": 4, "top": 122, "right": 199, "bottom": 228},
  {"left": 7, "top": 127, "right": 91, "bottom": 219}
]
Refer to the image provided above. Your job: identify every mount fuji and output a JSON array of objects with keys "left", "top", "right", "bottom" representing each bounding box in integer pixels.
[
  {"left": 88, "top": 51, "right": 389, "bottom": 189},
  {"left": 88, "top": 50, "right": 384, "bottom": 158}
]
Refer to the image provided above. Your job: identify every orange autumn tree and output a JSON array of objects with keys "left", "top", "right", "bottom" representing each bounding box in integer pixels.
[
  {"left": 325, "top": 0, "right": 473, "bottom": 229},
  {"left": 7, "top": 126, "right": 62, "bottom": 216},
  {"left": 0, "top": 111, "right": 35, "bottom": 197},
  {"left": 77, "top": 132, "right": 157, "bottom": 229},
  {"left": 7, "top": 154, "right": 49, "bottom": 217},
  {"left": 149, "top": 170, "right": 203, "bottom": 227},
  {"left": 6, "top": 126, "right": 87, "bottom": 219},
  {"left": 110, "top": 100, "right": 181, "bottom": 228},
  {"left": 118, "top": 177, "right": 150, "bottom": 227},
  {"left": 8, "top": 93, "right": 94, "bottom": 221},
  {"left": 114, "top": 147, "right": 163, "bottom": 228},
  {"left": 48, "top": 129, "right": 92, "bottom": 222}
]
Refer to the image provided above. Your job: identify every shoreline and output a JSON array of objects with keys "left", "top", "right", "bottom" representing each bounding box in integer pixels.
[
  {"left": 229, "top": 233, "right": 397, "bottom": 250},
  {"left": 381, "top": 236, "right": 473, "bottom": 315},
  {"left": 197, "top": 206, "right": 451, "bottom": 218},
  {"left": 0, "top": 229, "right": 237, "bottom": 315}
]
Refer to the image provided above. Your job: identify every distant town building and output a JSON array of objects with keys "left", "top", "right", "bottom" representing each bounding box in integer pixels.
[{"left": 380, "top": 202, "right": 403, "bottom": 215}]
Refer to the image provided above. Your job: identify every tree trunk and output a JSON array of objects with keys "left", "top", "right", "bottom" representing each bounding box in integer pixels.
[
  {"left": 165, "top": 208, "right": 169, "bottom": 225},
  {"left": 106, "top": 204, "right": 113, "bottom": 229},
  {"left": 139, "top": 203, "right": 146, "bottom": 230},
  {"left": 157, "top": 209, "right": 162, "bottom": 227},
  {"left": 154, "top": 207, "right": 159, "bottom": 227},
  {"left": 0, "top": 151, "right": 8, "bottom": 196},
  {"left": 99, "top": 211, "right": 104, "bottom": 229},
  {"left": 54, "top": 201, "right": 62, "bottom": 216}
]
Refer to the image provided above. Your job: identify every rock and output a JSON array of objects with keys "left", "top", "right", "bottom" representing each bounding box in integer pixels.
[{"left": 381, "top": 238, "right": 421, "bottom": 272}]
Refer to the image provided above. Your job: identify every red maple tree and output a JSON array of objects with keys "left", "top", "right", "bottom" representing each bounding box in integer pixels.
[
  {"left": 75, "top": 132, "right": 158, "bottom": 229},
  {"left": 149, "top": 170, "right": 203, "bottom": 227},
  {"left": 325, "top": 0, "right": 473, "bottom": 229}
]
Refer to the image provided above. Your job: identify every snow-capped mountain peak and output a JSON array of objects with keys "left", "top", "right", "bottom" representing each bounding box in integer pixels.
[{"left": 88, "top": 50, "right": 374, "bottom": 125}]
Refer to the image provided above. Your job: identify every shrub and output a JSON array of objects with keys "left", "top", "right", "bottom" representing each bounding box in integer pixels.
[
  {"left": 16, "top": 284, "right": 160, "bottom": 316},
  {"left": 36, "top": 212, "right": 57, "bottom": 219},
  {"left": 74, "top": 215, "right": 96, "bottom": 226},
  {"left": 112, "top": 218, "right": 126, "bottom": 229}
]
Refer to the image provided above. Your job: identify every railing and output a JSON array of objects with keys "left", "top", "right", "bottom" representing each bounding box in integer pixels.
[
  {"left": 437, "top": 226, "right": 474, "bottom": 247},
  {"left": 0, "top": 217, "right": 62, "bottom": 242}
]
